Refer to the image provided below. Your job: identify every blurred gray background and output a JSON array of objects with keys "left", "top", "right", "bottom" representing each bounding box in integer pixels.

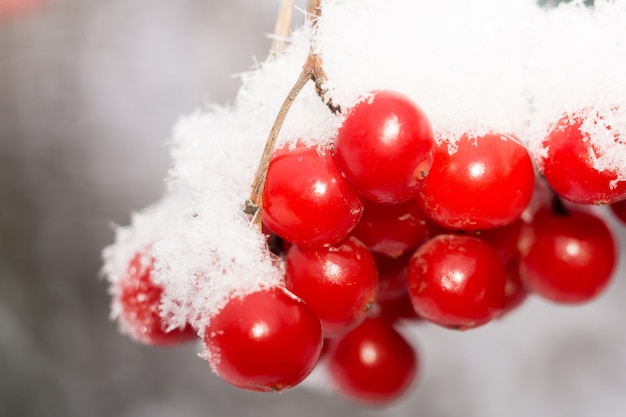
[
  {"left": 0, "top": 1, "right": 321, "bottom": 416},
  {"left": 2, "top": 1, "right": 626, "bottom": 417}
]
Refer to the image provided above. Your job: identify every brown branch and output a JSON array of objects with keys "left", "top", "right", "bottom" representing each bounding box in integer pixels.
[
  {"left": 308, "top": 0, "right": 321, "bottom": 17},
  {"left": 269, "top": 0, "right": 294, "bottom": 59},
  {"left": 245, "top": 0, "right": 339, "bottom": 228},
  {"left": 244, "top": 67, "right": 312, "bottom": 221}
]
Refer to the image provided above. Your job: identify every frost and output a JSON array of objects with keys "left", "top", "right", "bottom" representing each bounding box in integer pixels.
[{"left": 102, "top": 0, "right": 626, "bottom": 334}]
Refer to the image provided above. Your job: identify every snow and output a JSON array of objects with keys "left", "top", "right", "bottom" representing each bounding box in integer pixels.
[{"left": 102, "top": 0, "right": 626, "bottom": 337}]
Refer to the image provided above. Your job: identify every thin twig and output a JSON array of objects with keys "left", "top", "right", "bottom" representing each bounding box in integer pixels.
[
  {"left": 307, "top": 0, "right": 321, "bottom": 17},
  {"left": 245, "top": 0, "right": 339, "bottom": 229},
  {"left": 244, "top": 68, "right": 313, "bottom": 220},
  {"left": 270, "top": 0, "right": 294, "bottom": 58}
]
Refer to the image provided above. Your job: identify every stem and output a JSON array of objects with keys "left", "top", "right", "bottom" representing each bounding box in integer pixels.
[
  {"left": 308, "top": 0, "right": 321, "bottom": 17},
  {"left": 245, "top": 0, "right": 339, "bottom": 229},
  {"left": 270, "top": 0, "right": 294, "bottom": 59},
  {"left": 244, "top": 68, "right": 313, "bottom": 221}
]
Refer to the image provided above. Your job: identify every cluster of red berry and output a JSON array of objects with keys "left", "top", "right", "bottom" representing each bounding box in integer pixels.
[{"left": 115, "top": 90, "right": 622, "bottom": 406}]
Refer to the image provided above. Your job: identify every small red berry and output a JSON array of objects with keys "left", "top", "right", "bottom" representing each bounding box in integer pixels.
[
  {"left": 326, "top": 317, "right": 418, "bottom": 405},
  {"left": 540, "top": 109, "right": 626, "bottom": 205},
  {"left": 263, "top": 142, "right": 364, "bottom": 248},
  {"left": 418, "top": 132, "right": 535, "bottom": 230},
  {"left": 377, "top": 293, "right": 422, "bottom": 323},
  {"left": 407, "top": 234, "right": 506, "bottom": 329},
  {"left": 351, "top": 199, "right": 431, "bottom": 258},
  {"left": 432, "top": 219, "right": 524, "bottom": 265},
  {"left": 372, "top": 250, "right": 413, "bottom": 302},
  {"left": 518, "top": 207, "right": 617, "bottom": 304},
  {"left": 118, "top": 252, "right": 197, "bottom": 346},
  {"left": 203, "top": 287, "right": 323, "bottom": 392},
  {"left": 285, "top": 237, "right": 379, "bottom": 337},
  {"left": 333, "top": 90, "right": 434, "bottom": 204}
]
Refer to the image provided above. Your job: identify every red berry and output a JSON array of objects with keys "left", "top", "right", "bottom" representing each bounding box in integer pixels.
[
  {"left": 326, "top": 317, "right": 418, "bottom": 405},
  {"left": 418, "top": 132, "right": 535, "bottom": 230},
  {"left": 610, "top": 199, "right": 626, "bottom": 224},
  {"left": 351, "top": 199, "right": 431, "bottom": 258},
  {"left": 432, "top": 219, "right": 524, "bottom": 265},
  {"left": 333, "top": 90, "right": 434, "bottom": 204},
  {"left": 118, "top": 252, "right": 197, "bottom": 346},
  {"left": 540, "top": 109, "right": 626, "bottom": 205},
  {"left": 263, "top": 142, "right": 363, "bottom": 248},
  {"left": 518, "top": 207, "right": 617, "bottom": 304},
  {"left": 285, "top": 237, "right": 379, "bottom": 337},
  {"left": 372, "top": 250, "right": 413, "bottom": 302},
  {"left": 203, "top": 287, "right": 323, "bottom": 392},
  {"left": 497, "top": 256, "right": 528, "bottom": 317},
  {"left": 471, "top": 219, "right": 524, "bottom": 264},
  {"left": 407, "top": 234, "right": 506, "bottom": 330},
  {"left": 377, "top": 293, "right": 422, "bottom": 323}
]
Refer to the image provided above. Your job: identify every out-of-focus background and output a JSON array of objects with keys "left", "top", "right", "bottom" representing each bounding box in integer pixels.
[
  {"left": 3, "top": 1, "right": 626, "bottom": 417},
  {"left": 0, "top": 1, "right": 316, "bottom": 415}
]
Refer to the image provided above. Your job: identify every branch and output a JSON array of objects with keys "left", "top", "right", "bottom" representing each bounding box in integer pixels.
[
  {"left": 245, "top": 0, "right": 339, "bottom": 228},
  {"left": 269, "top": 0, "right": 294, "bottom": 59}
]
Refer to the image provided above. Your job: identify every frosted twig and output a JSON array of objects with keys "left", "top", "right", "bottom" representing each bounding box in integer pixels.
[{"left": 269, "top": 0, "right": 294, "bottom": 59}]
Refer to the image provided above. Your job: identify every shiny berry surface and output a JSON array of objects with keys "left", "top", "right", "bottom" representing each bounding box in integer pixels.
[
  {"left": 418, "top": 132, "right": 534, "bottom": 230},
  {"left": 407, "top": 234, "right": 506, "bottom": 329},
  {"left": 263, "top": 142, "right": 364, "bottom": 248},
  {"left": 333, "top": 90, "right": 434, "bottom": 204},
  {"left": 203, "top": 287, "right": 323, "bottom": 392},
  {"left": 518, "top": 207, "right": 617, "bottom": 304},
  {"left": 326, "top": 316, "right": 418, "bottom": 405},
  {"left": 432, "top": 219, "right": 524, "bottom": 265},
  {"left": 351, "top": 199, "right": 431, "bottom": 258},
  {"left": 285, "top": 237, "right": 379, "bottom": 337}
]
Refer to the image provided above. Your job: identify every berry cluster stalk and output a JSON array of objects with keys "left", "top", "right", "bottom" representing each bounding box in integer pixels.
[
  {"left": 269, "top": 0, "right": 294, "bottom": 59},
  {"left": 245, "top": 0, "right": 339, "bottom": 228}
]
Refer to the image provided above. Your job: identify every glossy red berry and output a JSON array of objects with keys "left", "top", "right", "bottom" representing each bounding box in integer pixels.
[
  {"left": 263, "top": 142, "right": 364, "bottom": 248},
  {"left": 203, "top": 287, "right": 323, "bottom": 392},
  {"left": 418, "top": 132, "right": 534, "bottom": 230},
  {"left": 351, "top": 199, "right": 431, "bottom": 258},
  {"left": 518, "top": 207, "right": 617, "bottom": 304},
  {"left": 407, "top": 234, "right": 506, "bottom": 329},
  {"left": 333, "top": 90, "right": 434, "bottom": 204},
  {"left": 540, "top": 109, "right": 626, "bottom": 205},
  {"left": 432, "top": 219, "right": 524, "bottom": 265},
  {"left": 285, "top": 237, "right": 379, "bottom": 337},
  {"left": 118, "top": 252, "right": 197, "bottom": 346},
  {"left": 326, "top": 317, "right": 418, "bottom": 405}
]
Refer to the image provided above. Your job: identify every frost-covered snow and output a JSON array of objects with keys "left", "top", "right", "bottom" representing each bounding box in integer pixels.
[{"left": 103, "top": 0, "right": 626, "bottom": 347}]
